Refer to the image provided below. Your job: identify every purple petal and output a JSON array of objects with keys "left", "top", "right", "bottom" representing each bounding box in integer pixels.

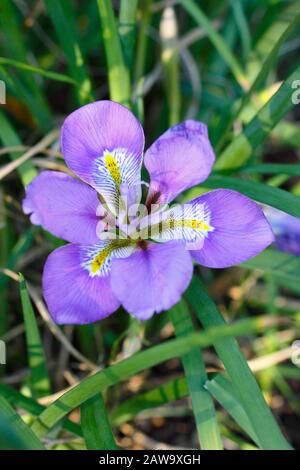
[
  {"left": 190, "top": 189, "right": 274, "bottom": 268},
  {"left": 144, "top": 120, "right": 215, "bottom": 205},
  {"left": 23, "top": 171, "right": 100, "bottom": 244},
  {"left": 43, "top": 244, "right": 120, "bottom": 324},
  {"left": 264, "top": 205, "right": 300, "bottom": 256},
  {"left": 110, "top": 241, "right": 193, "bottom": 320},
  {"left": 61, "top": 100, "right": 145, "bottom": 210}
]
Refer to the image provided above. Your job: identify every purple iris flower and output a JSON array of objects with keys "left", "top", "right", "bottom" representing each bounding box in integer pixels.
[
  {"left": 23, "top": 100, "right": 274, "bottom": 324},
  {"left": 264, "top": 206, "right": 300, "bottom": 256}
]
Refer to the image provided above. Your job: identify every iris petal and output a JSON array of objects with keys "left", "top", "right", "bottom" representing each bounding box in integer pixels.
[
  {"left": 43, "top": 244, "right": 121, "bottom": 324},
  {"left": 110, "top": 241, "right": 193, "bottom": 320},
  {"left": 144, "top": 120, "right": 215, "bottom": 204},
  {"left": 190, "top": 189, "right": 274, "bottom": 268},
  {"left": 61, "top": 100, "right": 145, "bottom": 212},
  {"left": 23, "top": 171, "right": 100, "bottom": 244}
]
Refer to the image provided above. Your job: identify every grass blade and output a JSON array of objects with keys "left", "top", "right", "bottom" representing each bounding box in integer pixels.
[
  {"left": 242, "top": 249, "right": 300, "bottom": 295},
  {"left": 97, "top": 0, "right": 131, "bottom": 107},
  {"left": 44, "top": 0, "right": 93, "bottom": 105},
  {"left": 0, "top": 384, "right": 82, "bottom": 438},
  {"left": 203, "top": 175, "right": 300, "bottom": 219},
  {"left": 0, "top": 396, "right": 45, "bottom": 450},
  {"left": 0, "top": 57, "right": 79, "bottom": 86},
  {"left": 0, "top": 0, "right": 52, "bottom": 130},
  {"left": 31, "top": 314, "right": 283, "bottom": 438},
  {"left": 19, "top": 274, "right": 51, "bottom": 398},
  {"left": 234, "top": 163, "right": 300, "bottom": 176},
  {"left": 81, "top": 394, "right": 118, "bottom": 450},
  {"left": 206, "top": 374, "right": 259, "bottom": 445},
  {"left": 180, "top": 0, "right": 247, "bottom": 89},
  {"left": 185, "top": 276, "right": 291, "bottom": 450},
  {"left": 216, "top": 2, "right": 300, "bottom": 149},
  {"left": 215, "top": 64, "right": 300, "bottom": 169},
  {"left": 111, "top": 377, "right": 188, "bottom": 426},
  {"left": 230, "top": 0, "right": 251, "bottom": 60},
  {"left": 0, "top": 111, "right": 37, "bottom": 185},
  {"left": 119, "top": 0, "right": 138, "bottom": 70},
  {"left": 170, "top": 301, "right": 222, "bottom": 449}
]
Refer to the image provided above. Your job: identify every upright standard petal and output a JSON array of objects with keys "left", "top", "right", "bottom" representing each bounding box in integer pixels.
[
  {"left": 43, "top": 244, "right": 121, "bottom": 324},
  {"left": 190, "top": 189, "right": 274, "bottom": 268},
  {"left": 23, "top": 171, "right": 100, "bottom": 244},
  {"left": 61, "top": 100, "right": 145, "bottom": 211},
  {"left": 144, "top": 120, "right": 215, "bottom": 205},
  {"left": 110, "top": 241, "right": 193, "bottom": 320}
]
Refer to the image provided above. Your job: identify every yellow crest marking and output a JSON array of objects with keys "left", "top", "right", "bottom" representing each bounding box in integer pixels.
[
  {"left": 167, "top": 219, "right": 212, "bottom": 231},
  {"left": 105, "top": 154, "right": 122, "bottom": 186},
  {"left": 91, "top": 240, "right": 131, "bottom": 274}
]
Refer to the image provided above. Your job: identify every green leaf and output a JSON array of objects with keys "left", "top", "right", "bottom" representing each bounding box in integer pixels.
[
  {"left": 81, "top": 394, "right": 118, "bottom": 450},
  {"left": 119, "top": 0, "right": 138, "bottom": 70},
  {"left": 0, "top": 57, "right": 79, "bottom": 86},
  {"left": 0, "top": 111, "right": 37, "bottom": 185},
  {"left": 111, "top": 377, "right": 188, "bottom": 426},
  {"left": 234, "top": 163, "right": 300, "bottom": 176},
  {"left": 206, "top": 374, "right": 259, "bottom": 445},
  {"left": 44, "top": 0, "right": 93, "bottom": 105},
  {"left": 0, "top": 0, "right": 52, "bottom": 131},
  {"left": 242, "top": 249, "right": 300, "bottom": 295},
  {"left": 215, "top": 2, "right": 300, "bottom": 149},
  {"left": 230, "top": 0, "right": 251, "bottom": 60},
  {"left": 19, "top": 274, "right": 51, "bottom": 398},
  {"left": 97, "top": 0, "right": 131, "bottom": 107},
  {"left": 0, "top": 396, "right": 45, "bottom": 450},
  {"left": 0, "top": 384, "right": 82, "bottom": 438},
  {"left": 215, "top": 64, "right": 300, "bottom": 169},
  {"left": 170, "top": 301, "right": 222, "bottom": 449},
  {"left": 0, "top": 230, "right": 34, "bottom": 292},
  {"left": 31, "top": 314, "right": 283, "bottom": 438},
  {"left": 203, "top": 175, "right": 300, "bottom": 219},
  {"left": 180, "top": 0, "right": 247, "bottom": 89},
  {"left": 185, "top": 276, "right": 291, "bottom": 450}
]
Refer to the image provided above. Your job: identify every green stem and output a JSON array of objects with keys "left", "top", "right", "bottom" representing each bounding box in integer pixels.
[
  {"left": 119, "top": 0, "right": 138, "bottom": 71},
  {"left": 160, "top": 6, "right": 181, "bottom": 125}
]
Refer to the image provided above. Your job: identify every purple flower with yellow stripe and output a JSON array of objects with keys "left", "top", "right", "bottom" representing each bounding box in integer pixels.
[{"left": 23, "top": 101, "right": 274, "bottom": 323}]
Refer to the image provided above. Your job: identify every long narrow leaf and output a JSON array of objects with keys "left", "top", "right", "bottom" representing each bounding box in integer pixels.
[
  {"left": 97, "top": 0, "right": 131, "bottom": 107},
  {"left": 0, "top": 111, "right": 37, "bottom": 185},
  {"left": 180, "top": 0, "right": 247, "bottom": 89},
  {"left": 185, "top": 277, "right": 291, "bottom": 450},
  {"left": 19, "top": 274, "right": 51, "bottom": 398},
  {"left": 205, "top": 374, "right": 259, "bottom": 445},
  {"left": 44, "top": 0, "right": 93, "bottom": 105},
  {"left": 81, "top": 394, "right": 118, "bottom": 450},
  {"left": 0, "top": 396, "right": 45, "bottom": 450},
  {"left": 204, "top": 175, "right": 300, "bottom": 219},
  {"left": 0, "top": 383, "right": 82, "bottom": 437},
  {"left": 170, "top": 301, "right": 222, "bottom": 449},
  {"left": 31, "top": 314, "right": 283, "bottom": 438},
  {"left": 215, "top": 64, "right": 300, "bottom": 169}
]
